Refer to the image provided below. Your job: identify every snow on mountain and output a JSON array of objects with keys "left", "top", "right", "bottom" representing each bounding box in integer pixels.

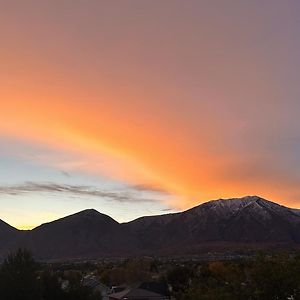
[{"left": 1, "top": 196, "right": 300, "bottom": 259}]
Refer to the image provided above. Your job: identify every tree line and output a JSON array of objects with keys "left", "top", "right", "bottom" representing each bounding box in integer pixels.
[{"left": 0, "top": 249, "right": 99, "bottom": 300}]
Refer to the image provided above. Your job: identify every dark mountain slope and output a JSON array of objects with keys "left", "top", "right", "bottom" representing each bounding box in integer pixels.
[
  {"left": 21, "top": 209, "right": 136, "bottom": 259},
  {"left": 125, "top": 196, "right": 300, "bottom": 251},
  {"left": 0, "top": 219, "right": 20, "bottom": 257},
  {"left": 2, "top": 196, "right": 300, "bottom": 260}
]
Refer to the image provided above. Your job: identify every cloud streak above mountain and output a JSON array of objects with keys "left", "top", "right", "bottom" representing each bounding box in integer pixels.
[{"left": 0, "top": 182, "right": 161, "bottom": 204}]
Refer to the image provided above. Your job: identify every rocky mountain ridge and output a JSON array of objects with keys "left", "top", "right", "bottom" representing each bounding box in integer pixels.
[{"left": 1, "top": 196, "right": 300, "bottom": 260}]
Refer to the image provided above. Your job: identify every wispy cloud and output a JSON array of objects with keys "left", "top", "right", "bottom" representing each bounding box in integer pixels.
[
  {"left": 129, "top": 183, "right": 170, "bottom": 194},
  {"left": 0, "top": 182, "right": 160, "bottom": 203},
  {"left": 161, "top": 208, "right": 175, "bottom": 212}
]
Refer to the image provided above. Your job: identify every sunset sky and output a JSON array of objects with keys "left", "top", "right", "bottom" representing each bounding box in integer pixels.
[{"left": 1, "top": 1, "right": 300, "bottom": 229}]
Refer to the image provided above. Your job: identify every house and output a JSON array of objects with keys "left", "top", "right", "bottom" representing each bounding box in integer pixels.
[
  {"left": 109, "top": 282, "right": 171, "bottom": 300},
  {"left": 139, "top": 282, "right": 171, "bottom": 297},
  {"left": 110, "top": 286, "right": 127, "bottom": 294},
  {"left": 82, "top": 275, "right": 110, "bottom": 300}
]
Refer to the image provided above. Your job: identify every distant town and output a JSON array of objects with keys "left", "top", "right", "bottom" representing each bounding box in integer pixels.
[{"left": 1, "top": 248, "right": 300, "bottom": 299}]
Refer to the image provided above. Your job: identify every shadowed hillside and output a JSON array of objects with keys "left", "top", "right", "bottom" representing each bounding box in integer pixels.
[{"left": 1, "top": 196, "right": 300, "bottom": 260}]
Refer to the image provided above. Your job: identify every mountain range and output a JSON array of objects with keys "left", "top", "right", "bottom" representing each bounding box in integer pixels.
[{"left": 1, "top": 196, "right": 300, "bottom": 260}]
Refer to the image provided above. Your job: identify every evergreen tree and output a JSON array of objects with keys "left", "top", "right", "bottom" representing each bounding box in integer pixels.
[{"left": 0, "top": 249, "right": 40, "bottom": 300}]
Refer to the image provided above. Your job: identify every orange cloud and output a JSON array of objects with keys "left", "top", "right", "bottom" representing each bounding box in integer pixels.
[{"left": 1, "top": 87, "right": 298, "bottom": 210}]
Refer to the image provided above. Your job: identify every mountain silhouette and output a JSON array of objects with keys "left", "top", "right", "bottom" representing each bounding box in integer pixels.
[{"left": 1, "top": 196, "right": 300, "bottom": 260}]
